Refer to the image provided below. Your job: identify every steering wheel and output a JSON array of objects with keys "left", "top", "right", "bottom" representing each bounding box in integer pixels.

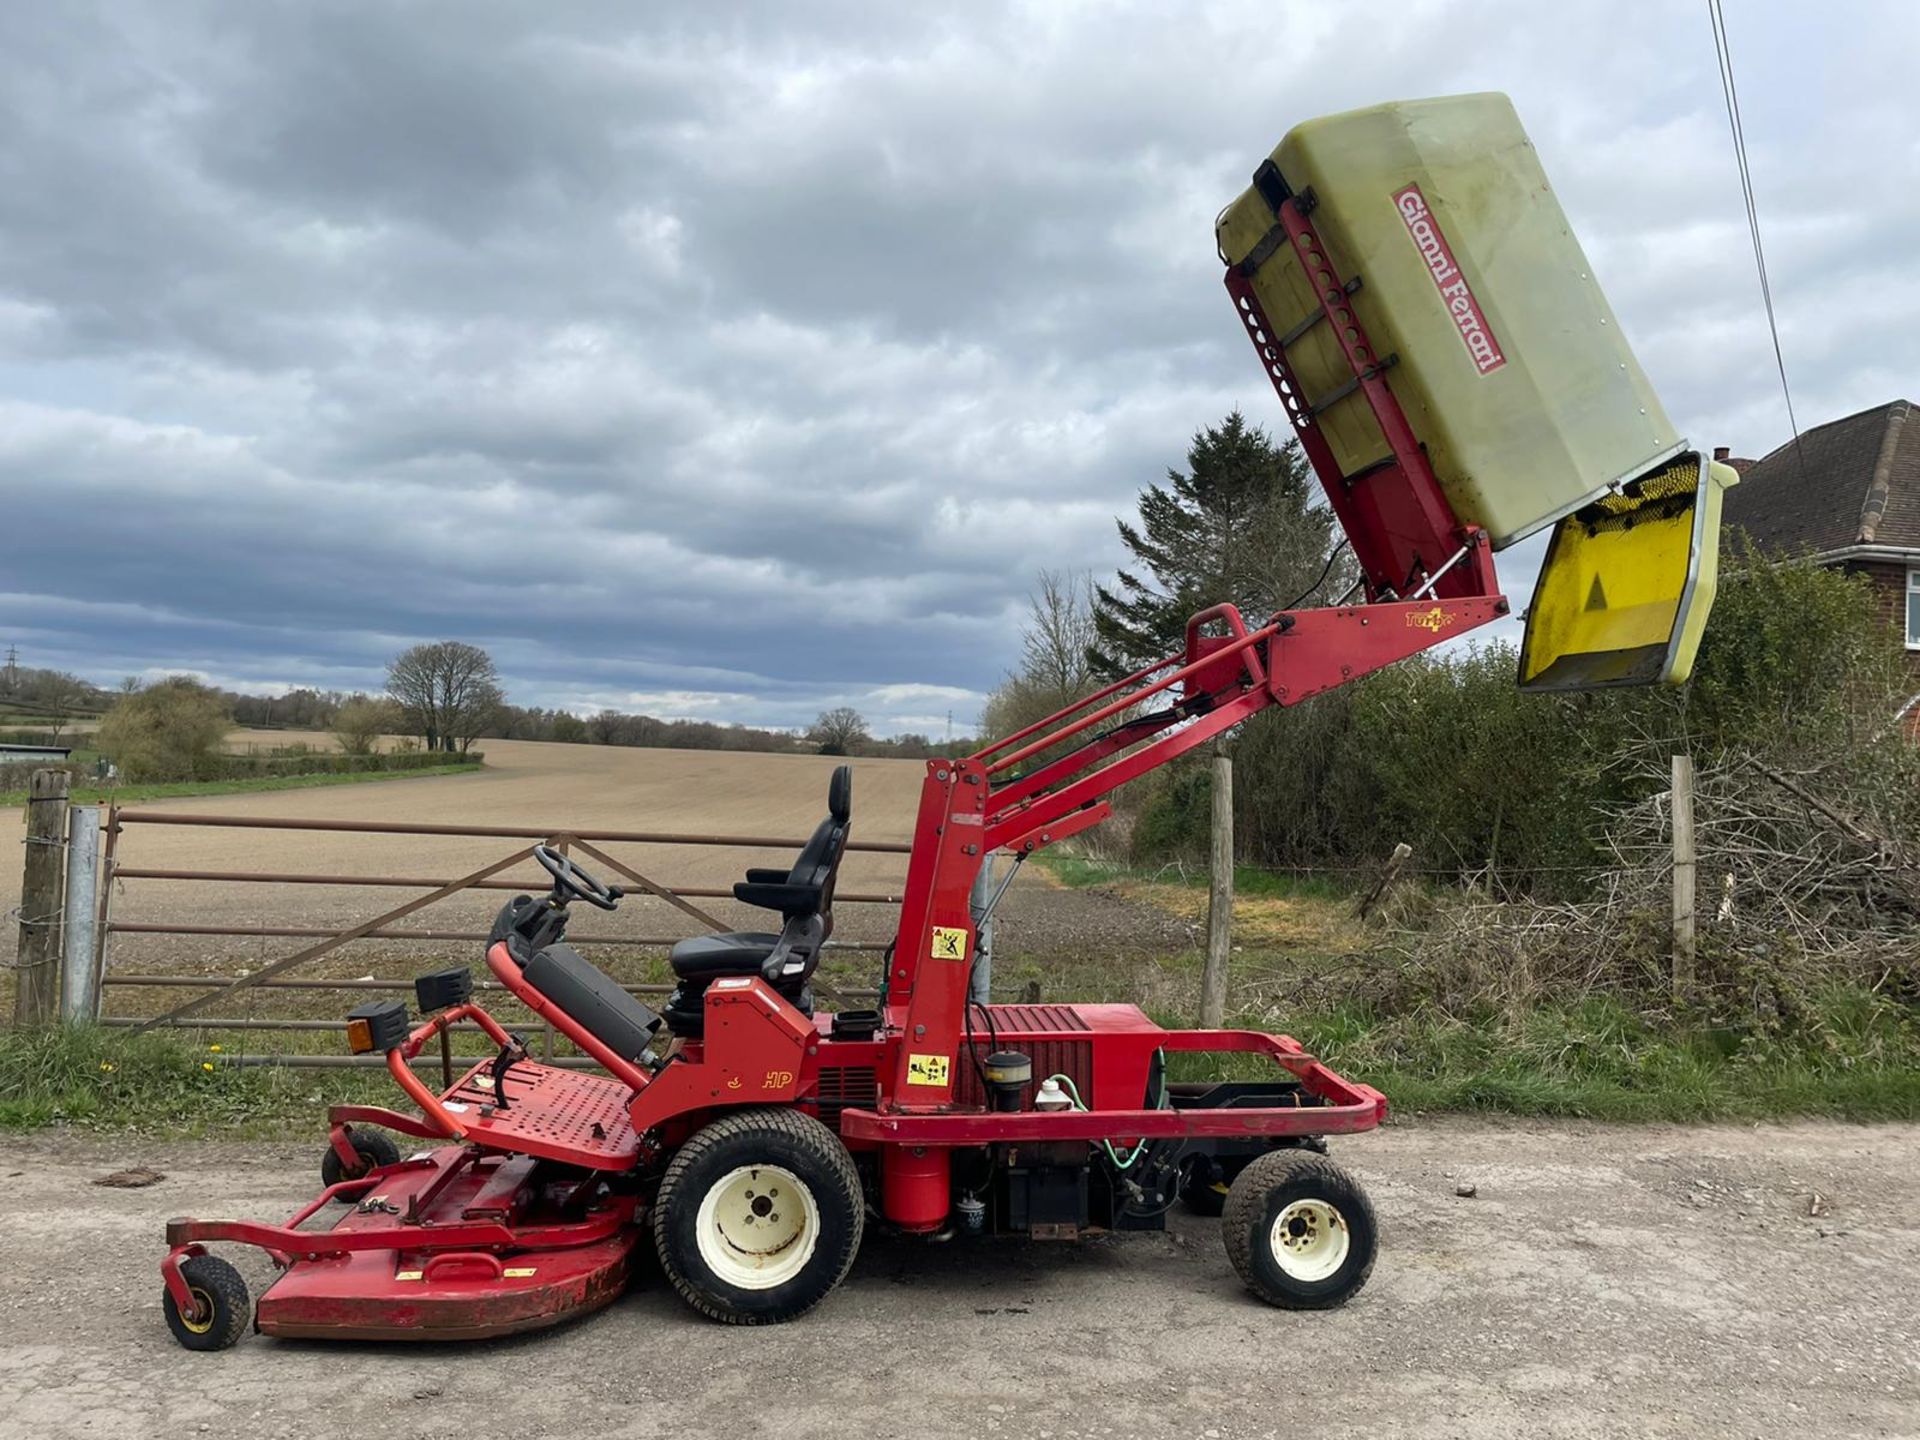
[{"left": 533, "top": 845, "right": 623, "bottom": 911}]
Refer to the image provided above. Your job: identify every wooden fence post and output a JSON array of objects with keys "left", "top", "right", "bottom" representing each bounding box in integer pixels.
[
  {"left": 1354, "top": 842, "right": 1413, "bottom": 919},
  {"left": 1671, "top": 753, "right": 1696, "bottom": 1001},
  {"left": 13, "top": 770, "right": 71, "bottom": 1026},
  {"left": 1200, "top": 752, "right": 1233, "bottom": 1028}
]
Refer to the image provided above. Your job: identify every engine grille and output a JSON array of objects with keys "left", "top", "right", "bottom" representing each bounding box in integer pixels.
[{"left": 813, "top": 1065, "right": 879, "bottom": 1124}]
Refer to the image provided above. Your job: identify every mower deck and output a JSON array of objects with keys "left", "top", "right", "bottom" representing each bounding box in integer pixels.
[{"left": 238, "top": 1146, "right": 641, "bottom": 1342}]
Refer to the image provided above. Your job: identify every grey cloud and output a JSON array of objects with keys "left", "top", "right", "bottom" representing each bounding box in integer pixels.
[{"left": 1, "top": 2, "right": 1914, "bottom": 733}]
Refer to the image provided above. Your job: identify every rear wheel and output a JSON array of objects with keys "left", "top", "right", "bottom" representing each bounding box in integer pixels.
[
  {"left": 163, "top": 1254, "right": 251, "bottom": 1351},
  {"left": 1222, "top": 1150, "right": 1376, "bottom": 1309},
  {"left": 321, "top": 1128, "right": 401, "bottom": 1193},
  {"left": 652, "top": 1108, "right": 863, "bottom": 1324}
]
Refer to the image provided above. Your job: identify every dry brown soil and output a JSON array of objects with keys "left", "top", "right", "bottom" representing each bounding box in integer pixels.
[{"left": 2, "top": 735, "right": 1189, "bottom": 991}]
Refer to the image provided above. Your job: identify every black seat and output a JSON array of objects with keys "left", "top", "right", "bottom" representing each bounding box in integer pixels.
[
  {"left": 668, "top": 931, "right": 782, "bottom": 979},
  {"left": 664, "top": 766, "right": 852, "bottom": 1036},
  {"left": 521, "top": 942, "right": 662, "bottom": 1062}
]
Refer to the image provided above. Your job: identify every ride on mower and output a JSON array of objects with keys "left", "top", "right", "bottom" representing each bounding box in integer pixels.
[{"left": 161, "top": 92, "right": 1732, "bottom": 1346}]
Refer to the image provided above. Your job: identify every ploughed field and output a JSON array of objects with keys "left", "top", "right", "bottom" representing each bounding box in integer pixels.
[{"left": 2, "top": 735, "right": 1189, "bottom": 1020}]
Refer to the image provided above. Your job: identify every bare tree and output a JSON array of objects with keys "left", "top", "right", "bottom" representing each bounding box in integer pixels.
[
  {"left": 809, "top": 706, "right": 868, "bottom": 756},
  {"left": 39, "top": 671, "right": 93, "bottom": 745},
  {"left": 386, "top": 642, "right": 504, "bottom": 754},
  {"left": 982, "top": 570, "right": 1100, "bottom": 744}
]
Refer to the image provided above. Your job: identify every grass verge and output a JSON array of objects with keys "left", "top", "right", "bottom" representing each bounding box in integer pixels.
[
  {"left": 1031, "top": 849, "right": 1920, "bottom": 1123},
  {"left": 6, "top": 985, "right": 1913, "bottom": 1135},
  {"left": 1270, "top": 989, "right": 1920, "bottom": 1122},
  {"left": 0, "top": 1024, "right": 396, "bottom": 1137},
  {"left": 0, "top": 762, "right": 484, "bottom": 808}
]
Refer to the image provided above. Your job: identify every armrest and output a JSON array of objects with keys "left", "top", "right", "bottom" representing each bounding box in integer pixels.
[
  {"left": 743, "top": 868, "right": 789, "bottom": 884},
  {"left": 734, "top": 880, "right": 822, "bottom": 914}
]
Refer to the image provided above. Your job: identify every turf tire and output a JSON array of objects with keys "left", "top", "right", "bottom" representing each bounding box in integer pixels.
[
  {"left": 652, "top": 1107, "right": 864, "bottom": 1325},
  {"left": 1222, "top": 1150, "right": 1376, "bottom": 1310}
]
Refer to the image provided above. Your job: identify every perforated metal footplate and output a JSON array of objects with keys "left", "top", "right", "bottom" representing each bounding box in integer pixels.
[{"left": 443, "top": 1061, "right": 639, "bottom": 1170}]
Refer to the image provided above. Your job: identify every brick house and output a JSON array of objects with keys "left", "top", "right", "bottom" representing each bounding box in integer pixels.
[{"left": 1720, "top": 398, "right": 1919, "bottom": 681}]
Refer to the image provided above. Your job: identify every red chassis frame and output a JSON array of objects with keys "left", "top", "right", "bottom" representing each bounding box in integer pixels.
[{"left": 164, "top": 195, "right": 1508, "bottom": 1335}]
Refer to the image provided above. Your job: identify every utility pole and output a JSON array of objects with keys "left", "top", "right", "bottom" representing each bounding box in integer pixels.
[{"left": 1, "top": 644, "right": 18, "bottom": 695}]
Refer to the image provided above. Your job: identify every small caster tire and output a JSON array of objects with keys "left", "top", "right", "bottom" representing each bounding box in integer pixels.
[
  {"left": 321, "top": 1128, "right": 401, "bottom": 1193},
  {"left": 1223, "top": 1150, "right": 1376, "bottom": 1310},
  {"left": 164, "top": 1254, "right": 251, "bottom": 1351}
]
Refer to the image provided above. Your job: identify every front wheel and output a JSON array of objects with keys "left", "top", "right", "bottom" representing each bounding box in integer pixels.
[
  {"left": 652, "top": 1108, "right": 864, "bottom": 1324},
  {"left": 163, "top": 1254, "right": 251, "bottom": 1351},
  {"left": 1222, "top": 1151, "right": 1376, "bottom": 1309}
]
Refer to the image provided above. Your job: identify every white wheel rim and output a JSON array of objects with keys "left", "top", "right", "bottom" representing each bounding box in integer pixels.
[
  {"left": 694, "top": 1164, "right": 819, "bottom": 1290},
  {"left": 1269, "top": 1198, "right": 1349, "bottom": 1283}
]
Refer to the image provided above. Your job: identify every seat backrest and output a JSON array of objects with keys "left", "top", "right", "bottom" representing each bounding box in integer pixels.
[
  {"left": 753, "top": 767, "right": 851, "bottom": 984},
  {"left": 786, "top": 764, "right": 853, "bottom": 929}
]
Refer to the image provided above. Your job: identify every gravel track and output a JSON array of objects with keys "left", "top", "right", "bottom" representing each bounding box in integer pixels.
[{"left": 0, "top": 1118, "right": 1913, "bottom": 1439}]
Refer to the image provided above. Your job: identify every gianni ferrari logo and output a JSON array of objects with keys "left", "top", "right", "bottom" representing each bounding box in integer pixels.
[
  {"left": 1393, "top": 184, "right": 1506, "bottom": 376},
  {"left": 1406, "top": 606, "right": 1457, "bottom": 634}
]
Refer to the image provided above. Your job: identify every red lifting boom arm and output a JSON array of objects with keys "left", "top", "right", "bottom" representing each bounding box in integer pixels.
[{"left": 882, "top": 188, "right": 1511, "bottom": 1109}]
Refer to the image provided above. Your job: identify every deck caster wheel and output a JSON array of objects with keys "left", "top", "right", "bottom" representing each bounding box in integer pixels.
[
  {"left": 321, "top": 1128, "right": 401, "bottom": 1193},
  {"left": 163, "top": 1254, "right": 251, "bottom": 1351},
  {"left": 652, "top": 1107, "right": 864, "bottom": 1325},
  {"left": 1223, "top": 1150, "right": 1376, "bottom": 1310}
]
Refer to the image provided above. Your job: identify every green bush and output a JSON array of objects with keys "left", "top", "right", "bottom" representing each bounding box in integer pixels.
[
  {"left": 96, "top": 677, "right": 231, "bottom": 781},
  {"left": 1154, "top": 548, "right": 1920, "bottom": 894},
  {"left": 204, "top": 749, "right": 484, "bottom": 780}
]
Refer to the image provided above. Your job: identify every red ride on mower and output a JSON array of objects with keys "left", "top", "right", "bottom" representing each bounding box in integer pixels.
[{"left": 162, "top": 93, "right": 1732, "bottom": 1347}]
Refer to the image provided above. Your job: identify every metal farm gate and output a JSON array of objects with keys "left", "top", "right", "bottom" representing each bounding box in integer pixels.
[{"left": 40, "top": 800, "right": 905, "bottom": 1067}]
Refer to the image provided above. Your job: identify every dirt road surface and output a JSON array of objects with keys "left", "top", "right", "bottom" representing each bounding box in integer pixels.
[
  {"left": 0, "top": 1118, "right": 1913, "bottom": 1440},
  {"left": 2, "top": 737, "right": 1187, "bottom": 976}
]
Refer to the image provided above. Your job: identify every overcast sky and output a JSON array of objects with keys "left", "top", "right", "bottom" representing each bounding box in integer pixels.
[{"left": 2, "top": 2, "right": 1914, "bottom": 735}]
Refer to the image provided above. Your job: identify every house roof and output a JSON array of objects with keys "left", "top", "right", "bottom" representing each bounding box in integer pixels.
[{"left": 1722, "top": 398, "right": 1920, "bottom": 556}]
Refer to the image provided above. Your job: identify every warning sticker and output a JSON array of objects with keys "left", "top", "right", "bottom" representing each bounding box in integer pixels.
[
  {"left": 395, "top": 1270, "right": 423, "bottom": 1281},
  {"left": 930, "top": 926, "right": 969, "bottom": 961},
  {"left": 504, "top": 1267, "right": 537, "bottom": 1278},
  {"left": 906, "top": 1053, "right": 951, "bottom": 1087}
]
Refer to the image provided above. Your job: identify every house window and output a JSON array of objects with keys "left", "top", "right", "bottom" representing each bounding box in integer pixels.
[{"left": 1910, "top": 567, "right": 1920, "bottom": 649}]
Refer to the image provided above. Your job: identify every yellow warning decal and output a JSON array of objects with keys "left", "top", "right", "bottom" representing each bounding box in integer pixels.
[
  {"left": 906, "top": 1053, "right": 951, "bottom": 1087},
  {"left": 395, "top": 1270, "right": 423, "bottom": 1281},
  {"left": 930, "top": 927, "right": 968, "bottom": 961},
  {"left": 503, "top": 1267, "right": 537, "bottom": 1278}
]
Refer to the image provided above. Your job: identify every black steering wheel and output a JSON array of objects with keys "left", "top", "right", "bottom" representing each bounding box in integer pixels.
[{"left": 533, "top": 845, "right": 623, "bottom": 911}]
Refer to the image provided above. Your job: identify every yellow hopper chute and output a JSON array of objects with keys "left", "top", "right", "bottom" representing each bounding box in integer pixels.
[{"left": 1518, "top": 453, "right": 1738, "bottom": 691}]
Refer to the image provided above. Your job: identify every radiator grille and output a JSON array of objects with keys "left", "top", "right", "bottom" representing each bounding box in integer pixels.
[
  {"left": 813, "top": 1065, "right": 879, "bottom": 1123},
  {"left": 985, "top": 1004, "right": 1090, "bottom": 1034}
]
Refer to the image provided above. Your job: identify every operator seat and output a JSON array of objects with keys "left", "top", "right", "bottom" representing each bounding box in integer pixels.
[{"left": 662, "top": 765, "right": 852, "bottom": 1037}]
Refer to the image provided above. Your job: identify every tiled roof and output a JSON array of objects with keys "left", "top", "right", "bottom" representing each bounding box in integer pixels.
[{"left": 1722, "top": 398, "right": 1919, "bottom": 554}]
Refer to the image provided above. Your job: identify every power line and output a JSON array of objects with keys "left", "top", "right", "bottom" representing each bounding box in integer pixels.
[{"left": 1708, "top": 0, "right": 1807, "bottom": 478}]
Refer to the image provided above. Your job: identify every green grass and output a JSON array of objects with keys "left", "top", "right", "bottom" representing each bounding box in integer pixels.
[
  {"left": 2, "top": 982, "right": 1915, "bottom": 1134},
  {"left": 1173, "top": 989, "right": 1920, "bottom": 1123},
  {"left": 1033, "top": 849, "right": 1347, "bottom": 904},
  {"left": 0, "top": 762, "right": 483, "bottom": 808},
  {"left": 8, "top": 984, "right": 1913, "bottom": 1135},
  {"left": 0, "top": 1025, "right": 396, "bottom": 1136}
]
